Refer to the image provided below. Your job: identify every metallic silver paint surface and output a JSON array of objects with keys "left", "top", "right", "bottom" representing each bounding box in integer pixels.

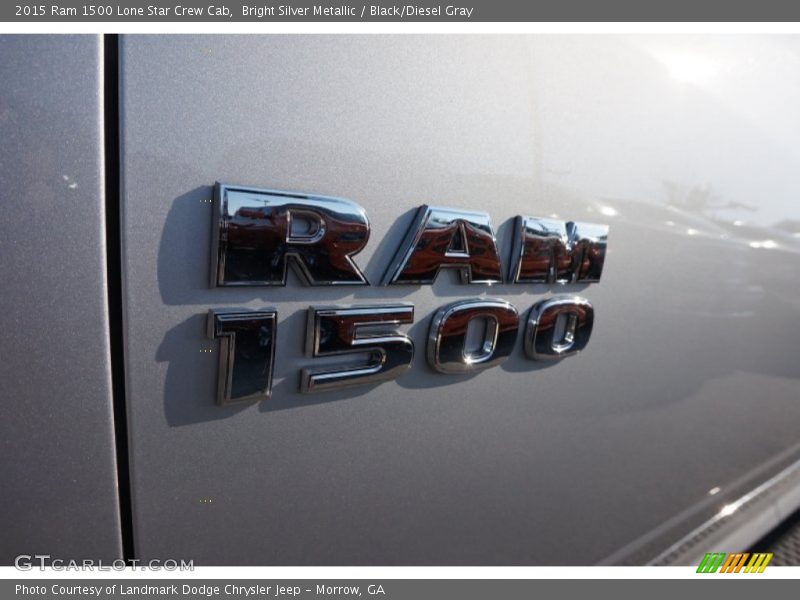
[
  {"left": 0, "top": 35, "right": 122, "bottom": 562},
  {"left": 119, "top": 35, "right": 800, "bottom": 564}
]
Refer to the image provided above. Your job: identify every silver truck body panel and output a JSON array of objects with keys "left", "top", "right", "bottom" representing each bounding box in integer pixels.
[
  {"left": 0, "top": 35, "right": 123, "bottom": 562},
  {"left": 116, "top": 35, "right": 800, "bottom": 564},
  {"left": 5, "top": 30, "right": 800, "bottom": 568}
]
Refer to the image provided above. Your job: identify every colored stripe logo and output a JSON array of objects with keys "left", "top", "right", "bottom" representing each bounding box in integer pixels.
[{"left": 697, "top": 552, "right": 773, "bottom": 573}]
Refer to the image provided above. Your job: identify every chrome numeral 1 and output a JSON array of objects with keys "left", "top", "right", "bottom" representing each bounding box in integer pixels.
[
  {"left": 301, "top": 305, "right": 415, "bottom": 393},
  {"left": 207, "top": 309, "right": 278, "bottom": 405},
  {"left": 524, "top": 296, "right": 594, "bottom": 360},
  {"left": 427, "top": 299, "right": 519, "bottom": 374}
]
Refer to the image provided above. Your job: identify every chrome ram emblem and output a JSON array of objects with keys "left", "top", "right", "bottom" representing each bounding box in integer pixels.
[{"left": 208, "top": 183, "right": 608, "bottom": 404}]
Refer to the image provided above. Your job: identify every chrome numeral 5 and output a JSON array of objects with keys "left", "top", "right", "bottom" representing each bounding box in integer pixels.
[{"left": 301, "top": 305, "right": 415, "bottom": 393}]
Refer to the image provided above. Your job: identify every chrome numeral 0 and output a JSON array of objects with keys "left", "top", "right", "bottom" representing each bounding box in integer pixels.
[
  {"left": 427, "top": 299, "right": 519, "bottom": 374},
  {"left": 524, "top": 296, "right": 594, "bottom": 360},
  {"left": 301, "top": 305, "right": 415, "bottom": 393},
  {"left": 207, "top": 309, "right": 278, "bottom": 404}
]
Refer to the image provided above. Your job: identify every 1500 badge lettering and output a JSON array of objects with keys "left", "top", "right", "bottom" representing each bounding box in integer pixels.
[{"left": 205, "top": 183, "right": 608, "bottom": 405}]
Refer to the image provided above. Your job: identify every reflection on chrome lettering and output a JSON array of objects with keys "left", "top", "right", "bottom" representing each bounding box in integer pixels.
[
  {"left": 205, "top": 187, "right": 607, "bottom": 397},
  {"left": 510, "top": 217, "right": 608, "bottom": 284},
  {"left": 427, "top": 299, "right": 519, "bottom": 374},
  {"left": 207, "top": 308, "right": 278, "bottom": 404},
  {"left": 302, "top": 305, "right": 415, "bottom": 393},
  {"left": 383, "top": 205, "right": 504, "bottom": 285},
  {"left": 524, "top": 296, "right": 594, "bottom": 360},
  {"left": 211, "top": 183, "right": 370, "bottom": 287}
]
